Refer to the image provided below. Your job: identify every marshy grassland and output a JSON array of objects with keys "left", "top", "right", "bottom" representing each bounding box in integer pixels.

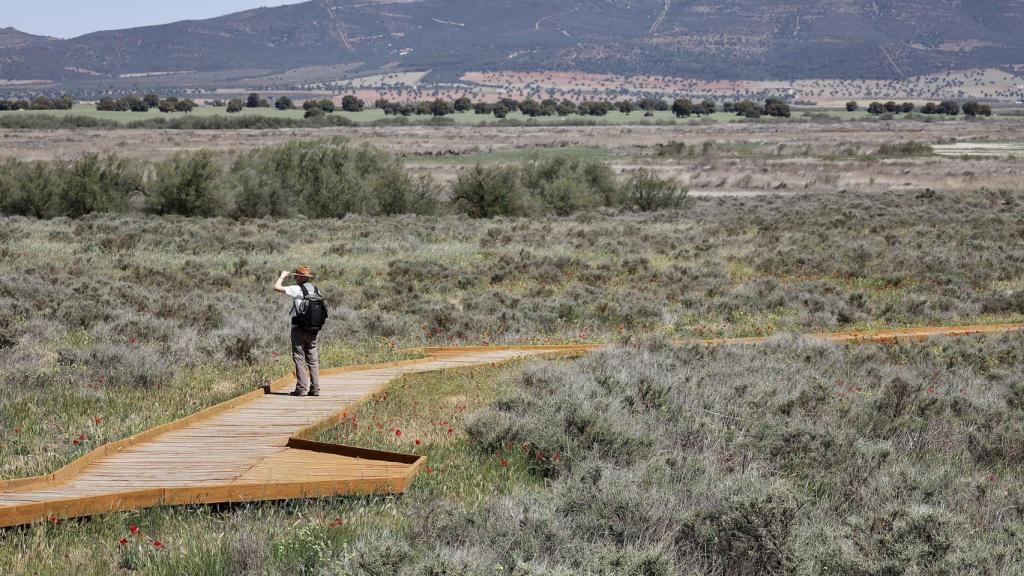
[{"left": 1, "top": 120, "right": 1023, "bottom": 574}]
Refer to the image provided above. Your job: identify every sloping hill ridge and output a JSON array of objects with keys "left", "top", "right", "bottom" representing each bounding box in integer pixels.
[
  {"left": 1, "top": 0, "right": 1023, "bottom": 83},
  {"left": 0, "top": 27, "right": 55, "bottom": 50}
]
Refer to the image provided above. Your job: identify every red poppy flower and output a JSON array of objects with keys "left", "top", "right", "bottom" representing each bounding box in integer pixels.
[
  {"left": 72, "top": 439, "right": 80, "bottom": 446},
  {"left": 988, "top": 474, "right": 997, "bottom": 482},
  {"left": 118, "top": 537, "right": 128, "bottom": 546},
  {"left": 426, "top": 467, "right": 433, "bottom": 474},
  {"left": 153, "top": 540, "right": 164, "bottom": 549},
  {"left": 395, "top": 429, "right": 402, "bottom": 437},
  {"left": 447, "top": 428, "right": 454, "bottom": 435},
  {"left": 414, "top": 439, "right": 421, "bottom": 445},
  {"left": 94, "top": 416, "right": 103, "bottom": 425},
  {"left": 129, "top": 524, "right": 139, "bottom": 535},
  {"left": 927, "top": 387, "right": 936, "bottom": 394},
  {"left": 49, "top": 515, "right": 59, "bottom": 525},
  {"left": 329, "top": 517, "right": 345, "bottom": 528},
  {"left": 14, "top": 428, "right": 20, "bottom": 433},
  {"left": 500, "top": 459, "right": 508, "bottom": 467}
]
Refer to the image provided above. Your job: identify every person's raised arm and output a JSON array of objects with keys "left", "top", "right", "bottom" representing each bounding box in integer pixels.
[{"left": 273, "top": 270, "right": 290, "bottom": 293}]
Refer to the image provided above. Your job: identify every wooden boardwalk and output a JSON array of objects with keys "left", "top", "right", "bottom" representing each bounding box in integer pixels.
[{"left": 2, "top": 323, "right": 1022, "bottom": 529}]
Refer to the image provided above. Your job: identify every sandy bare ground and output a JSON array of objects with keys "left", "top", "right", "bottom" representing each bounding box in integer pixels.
[
  {"left": 2, "top": 121, "right": 1022, "bottom": 196},
  {"left": 934, "top": 141, "right": 1024, "bottom": 158}
]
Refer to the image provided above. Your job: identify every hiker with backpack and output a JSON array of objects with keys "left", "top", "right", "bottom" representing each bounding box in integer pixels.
[{"left": 273, "top": 266, "right": 329, "bottom": 397}]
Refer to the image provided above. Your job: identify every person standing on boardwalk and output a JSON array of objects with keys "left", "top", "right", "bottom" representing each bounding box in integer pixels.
[{"left": 274, "top": 265, "right": 328, "bottom": 397}]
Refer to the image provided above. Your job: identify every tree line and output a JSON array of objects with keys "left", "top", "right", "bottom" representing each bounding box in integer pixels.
[
  {"left": 95, "top": 94, "right": 197, "bottom": 113},
  {"left": 847, "top": 100, "right": 992, "bottom": 117},
  {"left": 364, "top": 96, "right": 790, "bottom": 119},
  {"left": 0, "top": 95, "right": 74, "bottom": 111}
]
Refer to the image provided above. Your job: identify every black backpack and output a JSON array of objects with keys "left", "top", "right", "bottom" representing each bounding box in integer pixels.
[{"left": 295, "top": 284, "right": 329, "bottom": 332}]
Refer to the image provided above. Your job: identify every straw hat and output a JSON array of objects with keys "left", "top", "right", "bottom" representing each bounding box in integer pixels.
[{"left": 294, "top": 265, "right": 313, "bottom": 279}]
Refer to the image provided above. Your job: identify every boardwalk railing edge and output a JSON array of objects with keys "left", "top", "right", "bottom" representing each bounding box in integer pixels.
[{"left": 0, "top": 356, "right": 436, "bottom": 495}]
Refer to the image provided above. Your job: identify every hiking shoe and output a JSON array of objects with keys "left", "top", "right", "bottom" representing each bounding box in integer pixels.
[
  {"left": 289, "top": 390, "right": 307, "bottom": 397},
  {"left": 308, "top": 390, "right": 320, "bottom": 397}
]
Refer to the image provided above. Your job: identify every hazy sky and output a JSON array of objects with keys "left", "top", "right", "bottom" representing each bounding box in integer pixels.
[{"left": 5, "top": 1, "right": 305, "bottom": 38}]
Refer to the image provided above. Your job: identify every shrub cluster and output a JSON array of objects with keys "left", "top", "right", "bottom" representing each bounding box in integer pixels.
[
  {"left": 0, "top": 154, "right": 141, "bottom": 218},
  {"left": 230, "top": 140, "right": 437, "bottom": 217},
  {"left": 0, "top": 143, "right": 687, "bottom": 219},
  {"left": 397, "top": 334, "right": 1024, "bottom": 574},
  {"left": 451, "top": 161, "right": 685, "bottom": 216}
]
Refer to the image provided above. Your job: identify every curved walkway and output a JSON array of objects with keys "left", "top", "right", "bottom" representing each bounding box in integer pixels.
[{"left": 2, "top": 323, "right": 1022, "bottom": 528}]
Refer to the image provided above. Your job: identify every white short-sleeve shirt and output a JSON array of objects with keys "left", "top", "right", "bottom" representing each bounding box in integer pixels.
[{"left": 284, "top": 283, "right": 318, "bottom": 317}]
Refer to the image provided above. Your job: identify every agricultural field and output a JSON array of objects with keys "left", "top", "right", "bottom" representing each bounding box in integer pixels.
[
  {"left": 2, "top": 118, "right": 1024, "bottom": 574},
  {"left": 460, "top": 67, "right": 1024, "bottom": 105}
]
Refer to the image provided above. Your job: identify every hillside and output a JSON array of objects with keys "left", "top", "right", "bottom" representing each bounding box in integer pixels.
[
  {"left": 1, "top": 0, "right": 1023, "bottom": 86},
  {"left": 0, "top": 27, "right": 54, "bottom": 50}
]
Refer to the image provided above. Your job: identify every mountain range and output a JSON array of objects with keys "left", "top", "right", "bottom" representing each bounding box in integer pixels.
[{"left": 1, "top": 0, "right": 1023, "bottom": 87}]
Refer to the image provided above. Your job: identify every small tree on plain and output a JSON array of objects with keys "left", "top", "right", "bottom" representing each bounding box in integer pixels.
[
  {"left": 96, "top": 97, "right": 118, "bottom": 111},
  {"left": 341, "top": 95, "right": 364, "bottom": 112},
  {"left": 53, "top": 95, "right": 75, "bottom": 110},
  {"left": 226, "top": 99, "right": 244, "bottom": 113},
  {"left": 846, "top": 101, "right": 859, "bottom": 112},
  {"left": 275, "top": 96, "right": 295, "bottom": 110},
  {"left": 430, "top": 98, "right": 453, "bottom": 116},
  {"left": 764, "top": 98, "right": 790, "bottom": 118},
  {"left": 671, "top": 98, "right": 694, "bottom": 117}
]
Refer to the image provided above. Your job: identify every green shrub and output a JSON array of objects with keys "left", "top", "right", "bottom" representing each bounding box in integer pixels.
[
  {"left": 146, "top": 151, "right": 225, "bottom": 216},
  {"left": 452, "top": 157, "right": 624, "bottom": 218},
  {"left": 60, "top": 154, "right": 141, "bottom": 217},
  {"left": 0, "top": 159, "right": 62, "bottom": 217},
  {"left": 519, "top": 156, "right": 622, "bottom": 215},
  {"left": 623, "top": 169, "right": 687, "bottom": 211},
  {"left": 451, "top": 164, "right": 530, "bottom": 218},
  {"left": 0, "top": 114, "right": 119, "bottom": 129},
  {"left": 229, "top": 139, "right": 437, "bottom": 218}
]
